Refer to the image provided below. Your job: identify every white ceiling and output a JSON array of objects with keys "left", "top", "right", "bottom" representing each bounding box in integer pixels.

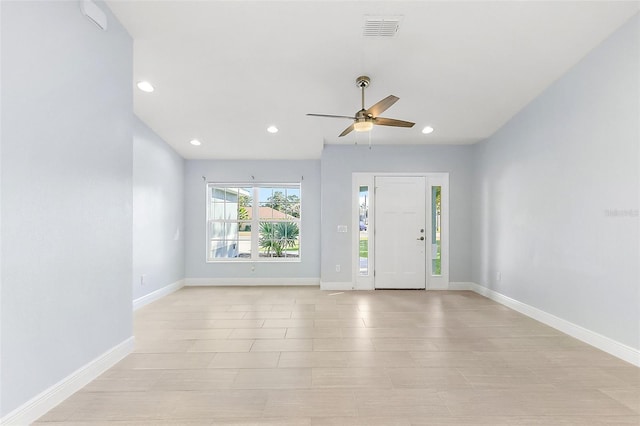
[{"left": 107, "top": 1, "right": 639, "bottom": 160}]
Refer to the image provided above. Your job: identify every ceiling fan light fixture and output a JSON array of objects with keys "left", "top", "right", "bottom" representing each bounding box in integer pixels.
[{"left": 354, "top": 120, "right": 374, "bottom": 132}]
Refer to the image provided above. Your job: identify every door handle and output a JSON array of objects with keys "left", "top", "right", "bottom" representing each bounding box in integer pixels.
[{"left": 417, "top": 236, "right": 425, "bottom": 241}]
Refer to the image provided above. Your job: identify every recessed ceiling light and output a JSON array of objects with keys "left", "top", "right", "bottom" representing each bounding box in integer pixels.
[
  {"left": 190, "top": 139, "right": 201, "bottom": 146},
  {"left": 422, "top": 126, "right": 434, "bottom": 134},
  {"left": 136, "top": 81, "right": 154, "bottom": 93},
  {"left": 267, "top": 126, "right": 278, "bottom": 134}
]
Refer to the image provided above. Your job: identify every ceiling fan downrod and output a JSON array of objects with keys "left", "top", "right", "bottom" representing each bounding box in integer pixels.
[{"left": 356, "top": 76, "right": 370, "bottom": 111}]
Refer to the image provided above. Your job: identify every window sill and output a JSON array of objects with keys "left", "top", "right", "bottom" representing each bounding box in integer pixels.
[{"left": 206, "top": 258, "right": 302, "bottom": 263}]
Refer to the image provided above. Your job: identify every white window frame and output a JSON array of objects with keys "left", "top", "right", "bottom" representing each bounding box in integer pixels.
[{"left": 206, "top": 182, "right": 302, "bottom": 262}]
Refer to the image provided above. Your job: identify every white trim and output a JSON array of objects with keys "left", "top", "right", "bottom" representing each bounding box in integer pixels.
[
  {"left": 427, "top": 174, "right": 449, "bottom": 290},
  {"left": 352, "top": 174, "right": 374, "bottom": 293},
  {"left": 323, "top": 282, "right": 474, "bottom": 291},
  {"left": 0, "top": 337, "right": 134, "bottom": 426},
  {"left": 470, "top": 283, "right": 640, "bottom": 367},
  {"left": 428, "top": 282, "right": 450, "bottom": 290},
  {"left": 320, "top": 281, "right": 354, "bottom": 291},
  {"left": 133, "top": 279, "right": 184, "bottom": 311},
  {"left": 354, "top": 281, "right": 374, "bottom": 291},
  {"left": 185, "top": 277, "right": 320, "bottom": 286},
  {"left": 449, "top": 281, "right": 473, "bottom": 290}
]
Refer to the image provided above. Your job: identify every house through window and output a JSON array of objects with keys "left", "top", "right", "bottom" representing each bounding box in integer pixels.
[{"left": 206, "top": 183, "right": 301, "bottom": 261}]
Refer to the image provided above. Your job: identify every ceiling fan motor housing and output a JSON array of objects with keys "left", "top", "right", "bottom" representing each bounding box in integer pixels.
[
  {"left": 356, "top": 110, "right": 369, "bottom": 119},
  {"left": 356, "top": 76, "right": 370, "bottom": 88}
]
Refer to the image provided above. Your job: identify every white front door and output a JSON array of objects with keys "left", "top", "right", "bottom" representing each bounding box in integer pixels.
[{"left": 374, "top": 176, "right": 426, "bottom": 289}]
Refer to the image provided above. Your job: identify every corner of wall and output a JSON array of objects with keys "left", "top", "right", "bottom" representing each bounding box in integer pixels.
[{"left": 133, "top": 279, "right": 185, "bottom": 311}]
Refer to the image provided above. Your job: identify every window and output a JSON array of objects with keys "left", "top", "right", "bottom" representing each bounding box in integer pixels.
[
  {"left": 359, "top": 185, "right": 369, "bottom": 275},
  {"left": 431, "top": 185, "right": 441, "bottom": 275},
  {"left": 206, "top": 183, "right": 301, "bottom": 261}
]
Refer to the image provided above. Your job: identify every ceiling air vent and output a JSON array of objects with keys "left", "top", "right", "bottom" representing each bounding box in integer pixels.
[{"left": 363, "top": 16, "right": 403, "bottom": 37}]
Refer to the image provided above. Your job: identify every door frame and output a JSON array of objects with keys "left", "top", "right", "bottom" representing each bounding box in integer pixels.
[{"left": 351, "top": 172, "right": 449, "bottom": 290}]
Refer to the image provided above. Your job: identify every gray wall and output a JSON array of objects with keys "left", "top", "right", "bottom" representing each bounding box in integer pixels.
[
  {"left": 133, "top": 118, "right": 185, "bottom": 300},
  {"left": 321, "top": 144, "right": 474, "bottom": 284},
  {"left": 1, "top": 0, "right": 133, "bottom": 416},
  {"left": 184, "top": 160, "right": 321, "bottom": 280},
  {"left": 471, "top": 15, "right": 639, "bottom": 349}
]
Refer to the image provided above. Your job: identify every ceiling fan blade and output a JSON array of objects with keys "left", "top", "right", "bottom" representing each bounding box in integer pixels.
[
  {"left": 339, "top": 123, "right": 355, "bottom": 137},
  {"left": 306, "top": 113, "right": 355, "bottom": 120},
  {"left": 366, "top": 95, "right": 399, "bottom": 117},
  {"left": 374, "top": 117, "right": 415, "bottom": 128}
]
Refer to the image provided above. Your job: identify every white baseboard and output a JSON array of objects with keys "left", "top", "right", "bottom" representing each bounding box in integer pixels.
[
  {"left": 320, "top": 281, "right": 354, "bottom": 291},
  {"left": 470, "top": 283, "right": 640, "bottom": 367},
  {"left": 322, "top": 282, "right": 473, "bottom": 291},
  {"left": 185, "top": 277, "right": 320, "bottom": 286},
  {"left": 0, "top": 337, "right": 134, "bottom": 425},
  {"left": 428, "top": 282, "right": 449, "bottom": 290},
  {"left": 133, "top": 279, "right": 184, "bottom": 311},
  {"left": 449, "top": 282, "right": 473, "bottom": 290},
  {"left": 354, "top": 282, "right": 374, "bottom": 291}
]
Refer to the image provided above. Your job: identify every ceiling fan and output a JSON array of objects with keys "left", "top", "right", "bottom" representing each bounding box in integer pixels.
[{"left": 307, "top": 75, "right": 415, "bottom": 137}]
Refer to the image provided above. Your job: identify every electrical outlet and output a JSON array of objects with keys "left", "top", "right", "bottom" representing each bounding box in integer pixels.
[
  {"left": 335, "top": 264, "right": 341, "bottom": 272},
  {"left": 140, "top": 274, "right": 146, "bottom": 286},
  {"left": 497, "top": 271, "right": 501, "bottom": 281}
]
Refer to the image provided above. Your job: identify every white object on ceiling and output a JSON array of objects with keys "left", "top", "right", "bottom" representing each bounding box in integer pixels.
[
  {"left": 106, "top": 1, "right": 639, "bottom": 160},
  {"left": 80, "top": 0, "right": 108, "bottom": 30},
  {"left": 363, "top": 16, "right": 403, "bottom": 37},
  {"left": 136, "top": 81, "right": 154, "bottom": 93}
]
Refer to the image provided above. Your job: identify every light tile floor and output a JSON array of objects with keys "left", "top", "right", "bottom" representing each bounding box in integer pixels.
[{"left": 36, "top": 287, "right": 640, "bottom": 425}]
